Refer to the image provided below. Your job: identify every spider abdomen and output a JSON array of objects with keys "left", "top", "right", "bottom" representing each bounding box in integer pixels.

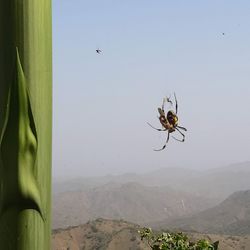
[
  {"left": 159, "top": 116, "right": 175, "bottom": 131},
  {"left": 167, "top": 110, "right": 178, "bottom": 127}
]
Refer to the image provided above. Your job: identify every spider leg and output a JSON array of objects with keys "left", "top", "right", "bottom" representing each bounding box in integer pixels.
[
  {"left": 162, "top": 96, "right": 173, "bottom": 110},
  {"left": 154, "top": 131, "right": 170, "bottom": 151},
  {"left": 172, "top": 127, "right": 185, "bottom": 142},
  {"left": 177, "top": 125, "right": 187, "bottom": 131},
  {"left": 174, "top": 92, "right": 178, "bottom": 114},
  {"left": 147, "top": 122, "right": 167, "bottom": 131},
  {"left": 162, "top": 97, "right": 166, "bottom": 111},
  {"left": 166, "top": 95, "right": 173, "bottom": 106}
]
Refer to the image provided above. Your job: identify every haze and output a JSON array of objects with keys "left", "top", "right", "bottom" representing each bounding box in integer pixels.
[{"left": 52, "top": 1, "right": 250, "bottom": 179}]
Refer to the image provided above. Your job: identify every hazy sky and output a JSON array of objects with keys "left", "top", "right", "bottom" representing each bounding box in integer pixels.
[{"left": 52, "top": 1, "right": 250, "bottom": 179}]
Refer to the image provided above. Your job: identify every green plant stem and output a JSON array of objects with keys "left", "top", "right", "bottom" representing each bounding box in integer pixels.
[{"left": 0, "top": 0, "right": 52, "bottom": 249}]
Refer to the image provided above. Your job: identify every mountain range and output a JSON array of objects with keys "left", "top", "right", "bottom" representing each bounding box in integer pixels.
[
  {"left": 53, "top": 162, "right": 250, "bottom": 230},
  {"left": 53, "top": 182, "right": 214, "bottom": 229},
  {"left": 54, "top": 161, "right": 250, "bottom": 202}
]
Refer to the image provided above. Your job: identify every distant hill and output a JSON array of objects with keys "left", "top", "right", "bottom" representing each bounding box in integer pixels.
[
  {"left": 52, "top": 218, "right": 250, "bottom": 250},
  {"left": 53, "top": 162, "right": 250, "bottom": 203},
  {"left": 53, "top": 167, "right": 201, "bottom": 194},
  {"left": 52, "top": 182, "right": 214, "bottom": 229},
  {"left": 176, "top": 162, "right": 250, "bottom": 201},
  {"left": 153, "top": 190, "right": 250, "bottom": 236}
]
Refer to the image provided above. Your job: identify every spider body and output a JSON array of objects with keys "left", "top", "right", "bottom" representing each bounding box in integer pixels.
[
  {"left": 159, "top": 109, "right": 179, "bottom": 132},
  {"left": 148, "top": 94, "right": 187, "bottom": 151}
]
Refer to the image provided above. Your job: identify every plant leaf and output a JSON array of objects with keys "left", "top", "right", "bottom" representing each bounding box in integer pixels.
[{"left": 0, "top": 48, "right": 44, "bottom": 221}]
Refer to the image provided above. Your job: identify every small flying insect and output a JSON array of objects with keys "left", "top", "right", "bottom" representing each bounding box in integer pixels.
[
  {"left": 96, "top": 48, "right": 102, "bottom": 54},
  {"left": 147, "top": 93, "right": 187, "bottom": 151}
]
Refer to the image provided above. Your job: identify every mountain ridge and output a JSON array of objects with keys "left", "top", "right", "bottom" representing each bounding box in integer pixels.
[
  {"left": 153, "top": 189, "right": 250, "bottom": 236},
  {"left": 53, "top": 181, "right": 215, "bottom": 229}
]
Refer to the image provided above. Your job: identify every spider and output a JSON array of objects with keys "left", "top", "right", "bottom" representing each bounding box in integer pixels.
[{"left": 147, "top": 93, "right": 187, "bottom": 151}]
